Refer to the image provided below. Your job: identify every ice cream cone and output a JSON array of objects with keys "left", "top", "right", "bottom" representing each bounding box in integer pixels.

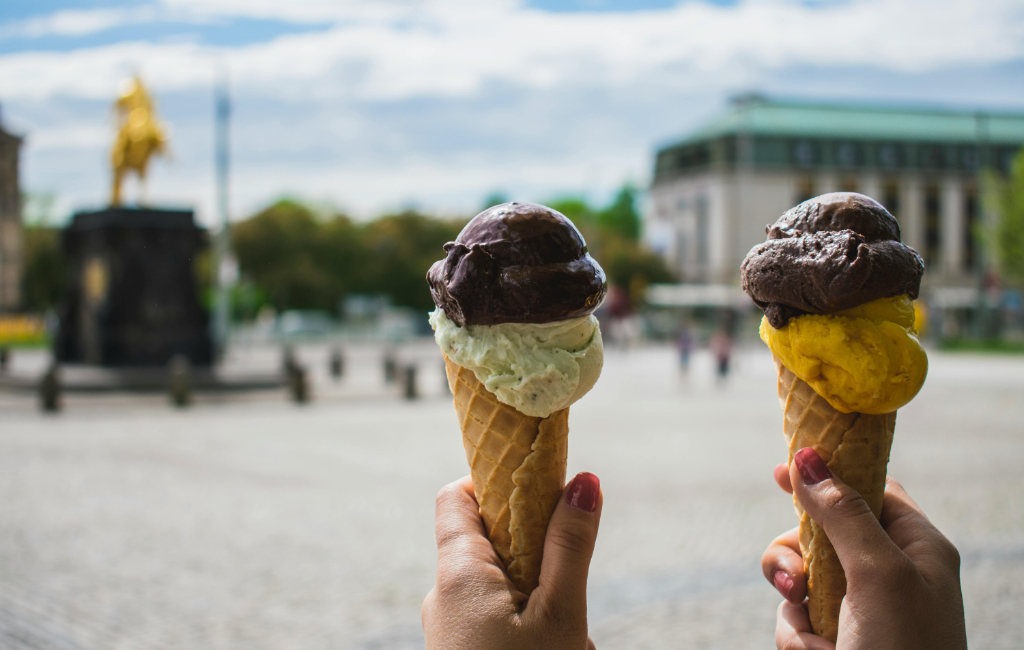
[
  {"left": 444, "top": 355, "right": 568, "bottom": 594},
  {"left": 775, "top": 358, "right": 895, "bottom": 642}
]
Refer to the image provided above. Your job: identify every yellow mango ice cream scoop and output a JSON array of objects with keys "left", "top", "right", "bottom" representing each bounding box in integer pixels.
[{"left": 759, "top": 295, "right": 927, "bottom": 414}]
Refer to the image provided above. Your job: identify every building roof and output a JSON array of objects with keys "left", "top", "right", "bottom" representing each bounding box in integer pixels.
[{"left": 670, "top": 96, "right": 1024, "bottom": 148}]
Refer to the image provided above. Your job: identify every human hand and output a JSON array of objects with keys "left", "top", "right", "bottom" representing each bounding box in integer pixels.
[
  {"left": 422, "top": 473, "right": 602, "bottom": 650},
  {"left": 762, "top": 448, "right": 967, "bottom": 650}
]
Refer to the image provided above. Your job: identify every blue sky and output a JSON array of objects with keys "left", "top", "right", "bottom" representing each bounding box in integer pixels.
[{"left": 2, "top": 0, "right": 1023, "bottom": 224}]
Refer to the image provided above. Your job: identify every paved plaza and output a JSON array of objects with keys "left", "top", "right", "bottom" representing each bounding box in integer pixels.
[{"left": 1, "top": 343, "right": 1022, "bottom": 649}]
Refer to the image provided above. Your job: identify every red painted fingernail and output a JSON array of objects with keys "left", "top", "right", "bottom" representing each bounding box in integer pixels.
[
  {"left": 565, "top": 472, "right": 600, "bottom": 512},
  {"left": 794, "top": 447, "right": 831, "bottom": 485},
  {"left": 773, "top": 570, "right": 794, "bottom": 600}
]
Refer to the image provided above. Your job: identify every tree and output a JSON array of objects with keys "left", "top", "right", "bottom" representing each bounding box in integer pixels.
[
  {"left": 986, "top": 148, "right": 1024, "bottom": 285},
  {"left": 231, "top": 200, "right": 466, "bottom": 315},
  {"left": 598, "top": 184, "right": 641, "bottom": 241},
  {"left": 231, "top": 199, "right": 339, "bottom": 311},
  {"left": 481, "top": 191, "right": 510, "bottom": 211},
  {"left": 359, "top": 211, "right": 466, "bottom": 312},
  {"left": 546, "top": 188, "right": 674, "bottom": 304},
  {"left": 21, "top": 227, "right": 65, "bottom": 312}
]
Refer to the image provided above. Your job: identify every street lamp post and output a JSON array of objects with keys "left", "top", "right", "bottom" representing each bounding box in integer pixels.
[{"left": 213, "top": 68, "right": 232, "bottom": 358}]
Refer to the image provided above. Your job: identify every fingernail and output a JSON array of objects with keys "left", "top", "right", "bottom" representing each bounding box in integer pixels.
[
  {"left": 565, "top": 472, "right": 600, "bottom": 512},
  {"left": 773, "top": 570, "right": 794, "bottom": 600},
  {"left": 794, "top": 447, "right": 831, "bottom": 485}
]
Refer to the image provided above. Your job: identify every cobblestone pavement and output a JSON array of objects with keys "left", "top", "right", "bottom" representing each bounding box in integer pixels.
[{"left": 1, "top": 344, "right": 1022, "bottom": 649}]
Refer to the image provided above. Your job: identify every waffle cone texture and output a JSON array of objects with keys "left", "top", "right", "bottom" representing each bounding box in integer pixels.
[
  {"left": 444, "top": 355, "right": 568, "bottom": 594},
  {"left": 775, "top": 358, "right": 895, "bottom": 642}
]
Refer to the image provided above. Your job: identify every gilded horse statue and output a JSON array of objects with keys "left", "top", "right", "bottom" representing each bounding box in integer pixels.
[{"left": 110, "top": 76, "right": 168, "bottom": 206}]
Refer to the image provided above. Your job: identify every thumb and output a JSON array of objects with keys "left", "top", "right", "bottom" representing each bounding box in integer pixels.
[
  {"left": 530, "top": 472, "right": 603, "bottom": 623},
  {"left": 790, "top": 447, "right": 903, "bottom": 582}
]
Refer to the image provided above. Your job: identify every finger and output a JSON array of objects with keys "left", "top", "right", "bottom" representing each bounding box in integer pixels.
[
  {"left": 434, "top": 476, "right": 485, "bottom": 555},
  {"left": 530, "top": 472, "right": 603, "bottom": 627},
  {"left": 762, "top": 527, "right": 806, "bottom": 603},
  {"left": 587, "top": 638, "right": 597, "bottom": 650},
  {"left": 433, "top": 476, "right": 516, "bottom": 606},
  {"left": 776, "top": 601, "right": 836, "bottom": 650},
  {"left": 879, "top": 477, "right": 931, "bottom": 531},
  {"left": 434, "top": 476, "right": 507, "bottom": 576},
  {"left": 880, "top": 478, "right": 961, "bottom": 576},
  {"left": 775, "top": 462, "right": 794, "bottom": 494},
  {"left": 789, "top": 448, "right": 904, "bottom": 582}
]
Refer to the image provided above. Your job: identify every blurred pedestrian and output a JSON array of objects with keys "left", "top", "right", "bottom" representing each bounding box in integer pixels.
[
  {"left": 676, "top": 323, "right": 693, "bottom": 373},
  {"left": 710, "top": 329, "right": 732, "bottom": 382}
]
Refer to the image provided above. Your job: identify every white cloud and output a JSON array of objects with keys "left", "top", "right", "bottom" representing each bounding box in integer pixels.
[
  {"left": 0, "top": 7, "right": 160, "bottom": 40},
  {"left": 0, "top": 0, "right": 1022, "bottom": 103},
  {"left": 3, "top": 0, "right": 1024, "bottom": 219}
]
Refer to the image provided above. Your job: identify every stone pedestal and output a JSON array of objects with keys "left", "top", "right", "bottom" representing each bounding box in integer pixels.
[{"left": 55, "top": 207, "right": 213, "bottom": 367}]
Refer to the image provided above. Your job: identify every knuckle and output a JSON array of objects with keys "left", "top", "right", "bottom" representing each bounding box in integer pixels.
[
  {"left": 421, "top": 589, "right": 436, "bottom": 623},
  {"left": 434, "top": 484, "right": 461, "bottom": 514},
  {"left": 433, "top": 564, "right": 471, "bottom": 601},
  {"left": 937, "top": 536, "right": 961, "bottom": 570},
  {"left": 547, "top": 523, "right": 593, "bottom": 556},
  {"left": 826, "top": 488, "right": 871, "bottom": 519}
]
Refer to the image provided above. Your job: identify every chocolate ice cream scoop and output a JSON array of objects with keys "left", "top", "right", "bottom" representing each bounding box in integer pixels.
[
  {"left": 427, "top": 202, "right": 607, "bottom": 326},
  {"left": 741, "top": 193, "right": 924, "bottom": 328}
]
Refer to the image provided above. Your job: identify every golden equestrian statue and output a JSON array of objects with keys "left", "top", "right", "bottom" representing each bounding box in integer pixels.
[{"left": 110, "top": 76, "right": 169, "bottom": 206}]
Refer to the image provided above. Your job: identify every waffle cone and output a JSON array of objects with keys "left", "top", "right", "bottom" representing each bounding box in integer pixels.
[
  {"left": 444, "top": 355, "right": 568, "bottom": 594},
  {"left": 775, "top": 358, "right": 895, "bottom": 642}
]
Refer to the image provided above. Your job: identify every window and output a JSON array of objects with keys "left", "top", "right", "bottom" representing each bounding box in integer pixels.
[
  {"left": 960, "top": 147, "right": 979, "bottom": 171},
  {"left": 878, "top": 143, "right": 902, "bottom": 169},
  {"left": 924, "top": 183, "right": 942, "bottom": 267},
  {"left": 921, "top": 146, "right": 945, "bottom": 170},
  {"left": 792, "top": 140, "right": 818, "bottom": 167},
  {"left": 839, "top": 176, "right": 859, "bottom": 193},
  {"left": 836, "top": 142, "right": 861, "bottom": 168},
  {"left": 795, "top": 176, "right": 815, "bottom": 204},
  {"left": 964, "top": 183, "right": 978, "bottom": 272}
]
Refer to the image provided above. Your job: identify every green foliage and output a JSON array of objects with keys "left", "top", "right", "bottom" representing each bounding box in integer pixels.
[
  {"left": 598, "top": 184, "right": 641, "bottom": 241},
  {"left": 18, "top": 185, "right": 670, "bottom": 321},
  {"left": 986, "top": 148, "right": 1024, "bottom": 285},
  {"left": 232, "top": 200, "right": 465, "bottom": 313},
  {"left": 546, "top": 198, "right": 598, "bottom": 228},
  {"left": 359, "top": 211, "right": 467, "bottom": 311},
  {"left": 21, "top": 226, "right": 65, "bottom": 312},
  {"left": 546, "top": 185, "right": 674, "bottom": 304},
  {"left": 481, "top": 192, "right": 510, "bottom": 211}
]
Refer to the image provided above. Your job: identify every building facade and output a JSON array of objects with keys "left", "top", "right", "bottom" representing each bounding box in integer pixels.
[
  {"left": 647, "top": 96, "right": 1024, "bottom": 292},
  {"left": 0, "top": 110, "right": 23, "bottom": 311}
]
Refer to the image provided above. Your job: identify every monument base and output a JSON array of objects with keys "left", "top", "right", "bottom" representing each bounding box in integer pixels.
[{"left": 55, "top": 207, "right": 214, "bottom": 367}]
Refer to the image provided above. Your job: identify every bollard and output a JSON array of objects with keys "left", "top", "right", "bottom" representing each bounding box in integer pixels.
[
  {"left": 282, "top": 345, "right": 297, "bottom": 373},
  {"left": 40, "top": 363, "right": 61, "bottom": 413},
  {"left": 329, "top": 347, "right": 344, "bottom": 380},
  {"left": 289, "top": 365, "right": 309, "bottom": 403},
  {"left": 168, "top": 354, "right": 191, "bottom": 407},
  {"left": 403, "top": 364, "right": 418, "bottom": 400},
  {"left": 0, "top": 347, "right": 8, "bottom": 372},
  {"left": 383, "top": 350, "right": 397, "bottom": 384}
]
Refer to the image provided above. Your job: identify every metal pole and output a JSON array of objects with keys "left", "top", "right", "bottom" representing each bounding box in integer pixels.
[{"left": 214, "top": 67, "right": 231, "bottom": 359}]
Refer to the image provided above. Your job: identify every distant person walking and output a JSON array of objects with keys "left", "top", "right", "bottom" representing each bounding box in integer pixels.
[
  {"left": 710, "top": 330, "right": 732, "bottom": 382},
  {"left": 677, "top": 324, "right": 694, "bottom": 373}
]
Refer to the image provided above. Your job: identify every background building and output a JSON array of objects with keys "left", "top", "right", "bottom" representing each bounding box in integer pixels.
[
  {"left": 647, "top": 96, "right": 1024, "bottom": 293},
  {"left": 0, "top": 107, "right": 23, "bottom": 311}
]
